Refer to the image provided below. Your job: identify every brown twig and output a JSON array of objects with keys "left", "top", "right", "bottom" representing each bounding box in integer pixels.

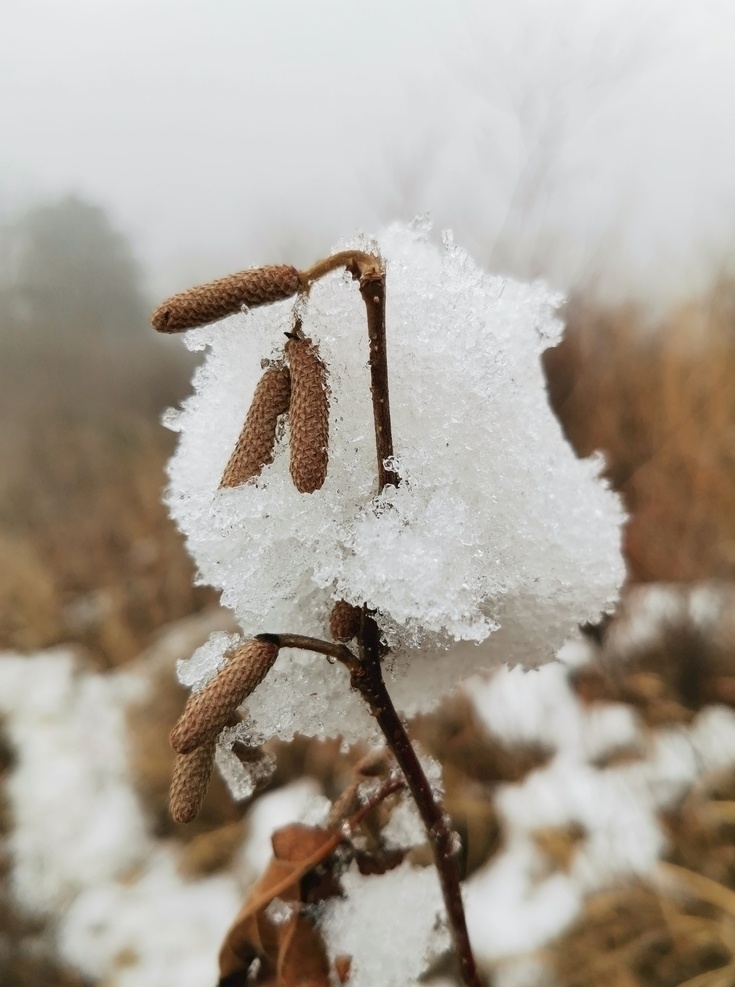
[
  {"left": 358, "top": 264, "right": 399, "bottom": 489},
  {"left": 300, "top": 250, "right": 380, "bottom": 287},
  {"left": 301, "top": 250, "right": 398, "bottom": 489},
  {"left": 353, "top": 254, "right": 476, "bottom": 982},
  {"left": 262, "top": 629, "right": 482, "bottom": 987},
  {"left": 353, "top": 630, "right": 481, "bottom": 987}
]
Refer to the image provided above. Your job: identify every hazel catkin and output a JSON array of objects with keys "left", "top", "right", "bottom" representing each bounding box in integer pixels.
[
  {"left": 286, "top": 336, "right": 329, "bottom": 493},
  {"left": 170, "top": 639, "right": 280, "bottom": 755},
  {"left": 220, "top": 366, "right": 291, "bottom": 488},
  {"left": 169, "top": 738, "right": 217, "bottom": 824},
  {"left": 151, "top": 264, "right": 301, "bottom": 333},
  {"left": 329, "top": 600, "right": 362, "bottom": 642}
]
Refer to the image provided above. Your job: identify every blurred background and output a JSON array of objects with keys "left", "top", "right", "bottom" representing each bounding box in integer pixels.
[{"left": 4, "top": 2, "right": 735, "bottom": 985}]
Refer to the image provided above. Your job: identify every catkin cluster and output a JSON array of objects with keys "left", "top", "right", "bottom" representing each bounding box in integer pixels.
[
  {"left": 169, "top": 638, "right": 279, "bottom": 823},
  {"left": 219, "top": 333, "right": 330, "bottom": 494},
  {"left": 152, "top": 263, "right": 332, "bottom": 493},
  {"left": 153, "top": 265, "right": 337, "bottom": 823},
  {"left": 329, "top": 600, "right": 362, "bottom": 642}
]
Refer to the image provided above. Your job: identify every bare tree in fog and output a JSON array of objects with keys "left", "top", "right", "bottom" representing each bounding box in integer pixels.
[
  {"left": 0, "top": 193, "right": 207, "bottom": 663},
  {"left": 0, "top": 193, "right": 191, "bottom": 417},
  {"left": 7, "top": 194, "right": 148, "bottom": 342}
]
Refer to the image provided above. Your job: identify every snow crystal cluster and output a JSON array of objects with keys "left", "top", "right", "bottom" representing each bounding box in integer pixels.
[
  {"left": 0, "top": 648, "right": 242, "bottom": 987},
  {"left": 167, "top": 222, "right": 624, "bottom": 742},
  {"left": 462, "top": 637, "right": 735, "bottom": 987}
]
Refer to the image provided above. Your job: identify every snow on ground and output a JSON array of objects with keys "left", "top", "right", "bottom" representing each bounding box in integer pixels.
[
  {"left": 0, "top": 647, "right": 314, "bottom": 987},
  {"left": 465, "top": 611, "right": 735, "bottom": 985},
  {"left": 3, "top": 586, "right": 735, "bottom": 985}
]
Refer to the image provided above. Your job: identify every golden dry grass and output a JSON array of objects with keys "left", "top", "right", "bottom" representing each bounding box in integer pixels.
[
  {"left": 544, "top": 282, "right": 735, "bottom": 582},
  {"left": 0, "top": 332, "right": 216, "bottom": 666}
]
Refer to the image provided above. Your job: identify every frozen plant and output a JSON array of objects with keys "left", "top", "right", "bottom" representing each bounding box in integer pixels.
[{"left": 152, "top": 222, "right": 624, "bottom": 985}]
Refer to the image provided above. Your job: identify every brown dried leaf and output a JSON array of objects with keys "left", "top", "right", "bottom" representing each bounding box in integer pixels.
[
  {"left": 218, "top": 824, "right": 342, "bottom": 985},
  {"left": 277, "top": 913, "right": 331, "bottom": 987},
  {"left": 271, "top": 823, "right": 337, "bottom": 864},
  {"left": 217, "top": 780, "right": 406, "bottom": 986},
  {"left": 333, "top": 955, "right": 352, "bottom": 984},
  {"left": 218, "top": 857, "right": 299, "bottom": 982}
]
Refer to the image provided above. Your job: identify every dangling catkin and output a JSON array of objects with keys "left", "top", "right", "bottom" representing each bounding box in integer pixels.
[
  {"left": 169, "top": 739, "right": 217, "bottom": 824},
  {"left": 170, "top": 639, "right": 279, "bottom": 755},
  {"left": 220, "top": 366, "right": 291, "bottom": 488},
  {"left": 329, "top": 600, "right": 361, "bottom": 642},
  {"left": 151, "top": 264, "right": 301, "bottom": 333},
  {"left": 286, "top": 337, "right": 329, "bottom": 493}
]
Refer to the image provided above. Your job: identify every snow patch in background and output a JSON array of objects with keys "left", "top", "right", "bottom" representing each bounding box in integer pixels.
[
  {"left": 0, "top": 649, "right": 309, "bottom": 987},
  {"left": 464, "top": 637, "right": 735, "bottom": 983},
  {"left": 5, "top": 607, "right": 735, "bottom": 984},
  {"left": 322, "top": 863, "right": 449, "bottom": 987}
]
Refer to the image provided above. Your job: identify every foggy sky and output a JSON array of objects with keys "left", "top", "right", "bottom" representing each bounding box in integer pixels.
[{"left": 3, "top": 0, "right": 735, "bottom": 310}]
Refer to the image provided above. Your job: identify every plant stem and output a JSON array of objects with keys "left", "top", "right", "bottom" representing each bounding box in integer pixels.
[
  {"left": 357, "top": 624, "right": 482, "bottom": 986},
  {"left": 300, "top": 250, "right": 379, "bottom": 286},
  {"left": 358, "top": 266, "right": 399, "bottom": 490},
  {"left": 257, "top": 632, "right": 355, "bottom": 667},
  {"left": 263, "top": 630, "right": 482, "bottom": 987},
  {"left": 356, "top": 258, "right": 478, "bottom": 984},
  {"left": 358, "top": 254, "right": 477, "bottom": 984}
]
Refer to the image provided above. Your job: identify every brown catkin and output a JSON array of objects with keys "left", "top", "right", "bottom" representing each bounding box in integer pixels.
[
  {"left": 151, "top": 264, "right": 301, "bottom": 333},
  {"left": 329, "top": 600, "right": 361, "bottom": 642},
  {"left": 286, "top": 337, "right": 329, "bottom": 493},
  {"left": 220, "top": 366, "right": 291, "bottom": 488},
  {"left": 169, "top": 739, "right": 217, "bottom": 824},
  {"left": 170, "top": 639, "right": 279, "bottom": 755}
]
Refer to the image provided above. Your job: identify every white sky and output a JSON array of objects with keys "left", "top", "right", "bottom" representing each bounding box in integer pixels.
[
  {"left": 0, "top": 1, "right": 447, "bottom": 291},
  {"left": 3, "top": 0, "right": 735, "bottom": 309}
]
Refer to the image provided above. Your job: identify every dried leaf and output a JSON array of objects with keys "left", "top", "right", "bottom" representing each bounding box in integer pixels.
[
  {"left": 218, "top": 824, "right": 341, "bottom": 985},
  {"left": 218, "top": 857, "right": 299, "bottom": 982},
  {"left": 333, "top": 955, "right": 352, "bottom": 984},
  {"left": 277, "top": 913, "right": 331, "bottom": 987},
  {"left": 217, "top": 779, "right": 406, "bottom": 986}
]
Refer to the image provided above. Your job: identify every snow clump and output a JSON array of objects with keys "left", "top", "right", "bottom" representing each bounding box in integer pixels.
[{"left": 166, "top": 221, "right": 624, "bottom": 742}]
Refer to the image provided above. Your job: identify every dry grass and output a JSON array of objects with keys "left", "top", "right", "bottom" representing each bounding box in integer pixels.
[
  {"left": 551, "top": 765, "right": 735, "bottom": 987},
  {"left": 544, "top": 282, "right": 735, "bottom": 582},
  {"left": 0, "top": 334, "right": 216, "bottom": 666},
  {"left": 0, "top": 411, "right": 215, "bottom": 666}
]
